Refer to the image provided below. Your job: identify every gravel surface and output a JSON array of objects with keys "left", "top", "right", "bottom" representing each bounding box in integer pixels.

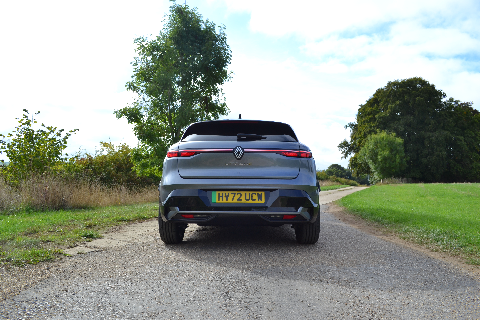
[{"left": 1, "top": 188, "right": 479, "bottom": 319}]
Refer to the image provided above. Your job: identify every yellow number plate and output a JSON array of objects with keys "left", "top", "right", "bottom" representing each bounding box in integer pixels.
[{"left": 212, "top": 191, "right": 265, "bottom": 204}]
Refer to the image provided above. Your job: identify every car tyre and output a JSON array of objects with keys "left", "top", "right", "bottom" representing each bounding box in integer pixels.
[
  {"left": 158, "top": 217, "right": 186, "bottom": 244},
  {"left": 294, "top": 216, "right": 320, "bottom": 244}
]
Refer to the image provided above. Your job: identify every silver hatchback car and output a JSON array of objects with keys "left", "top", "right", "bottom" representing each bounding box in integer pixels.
[{"left": 159, "top": 120, "right": 320, "bottom": 244}]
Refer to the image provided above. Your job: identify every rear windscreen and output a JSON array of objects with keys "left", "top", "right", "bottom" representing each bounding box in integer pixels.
[
  {"left": 181, "top": 121, "right": 298, "bottom": 141},
  {"left": 182, "top": 134, "right": 297, "bottom": 142}
]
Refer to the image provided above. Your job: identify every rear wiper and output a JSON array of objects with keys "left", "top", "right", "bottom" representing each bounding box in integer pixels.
[{"left": 237, "top": 133, "right": 267, "bottom": 141}]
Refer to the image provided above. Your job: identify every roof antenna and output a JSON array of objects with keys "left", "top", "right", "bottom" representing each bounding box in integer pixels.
[{"left": 239, "top": 114, "right": 242, "bottom": 119}]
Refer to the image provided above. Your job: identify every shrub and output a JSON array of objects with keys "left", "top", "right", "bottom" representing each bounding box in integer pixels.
[
  {"left": 316, "top": 170, "right": 363, "bottom": 186},
  {"left": 329, "top": 175, "right": 359, "bottom": 186},
  {"left": 0, "top": 109, "right": 77, "bottom": 185},
  {"left": 316, "top": 170, "right": 329, "bottom": 181},
  {"left": 56, "top": 142, "right": 157, "bottom": 189}
]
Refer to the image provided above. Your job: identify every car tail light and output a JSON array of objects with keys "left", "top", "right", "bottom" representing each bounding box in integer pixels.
[
  {"left": 181, "top": 214, "right": 194, "bottom": 218},
  {"left": 168, "top": 149, "right": 311, "bottom": 158},
  {"left": 283, "top": 214, "right": 297, "bottom": 220},
  {"left": 167, "top": 151, "right": 197, "bottom": 158},
  {"left": 180, "top": 151, "right": 197, "bottom": 157},
  {"left": 278, "top": 151, "right": 312, "bottom": 158}
]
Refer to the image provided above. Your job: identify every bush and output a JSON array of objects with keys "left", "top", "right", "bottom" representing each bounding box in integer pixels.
[
  {"left": 358, "top": 131, "right": 407, "bottom": 184},
  {"left": 56, "top": 142, "right": 157, "bottom": 189},
  {"left": 0, "top": 109, "right": 77, "bottom": 185},
  {"left": 316, "top": 170, "right": 329, "bottom": 181},
  {"left": 0, "top": 142, "right": 160, "bottom": 213},
  {"left": 317, "top": 169, "right": 365, "bottom": 186},
  {"left": 329, "top": 175, "right": 359, "bottom": 186}
]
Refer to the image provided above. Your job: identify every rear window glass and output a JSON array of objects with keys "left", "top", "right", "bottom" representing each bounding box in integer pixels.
[
  {"left": 183, "top": 134, "right": 297, "bottom": 142},
  {"left": 181, "top": 121, "right": 298, "bottom": 141}
]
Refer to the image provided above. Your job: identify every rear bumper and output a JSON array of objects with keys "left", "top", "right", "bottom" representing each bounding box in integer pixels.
[{"left": 159, "top": 188, "right": 319, "bottom": 225}]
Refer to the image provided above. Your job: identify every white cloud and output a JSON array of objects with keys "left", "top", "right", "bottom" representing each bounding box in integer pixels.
[
  {"left": 222, "top": 53, "right": 364, "bottom": 169},
  {"left": 0, "top": 0, "right": 171, "bottom": 160},
  {"left": 220, "top": 0, "right": 478, "bottom": 39}
]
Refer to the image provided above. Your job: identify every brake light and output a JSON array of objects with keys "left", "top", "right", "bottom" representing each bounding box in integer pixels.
[
  {"left": 180, "top": 151, "right": 197, "bottom": 157},
  {"left": 279, "top": 151, "right": 312, "bottom": 158},
  {"left": 168, "top": 149, "right": 311, "bottom": 158},
  {"left": 167, "top": 151, "right": 197, "bottom": 158}
]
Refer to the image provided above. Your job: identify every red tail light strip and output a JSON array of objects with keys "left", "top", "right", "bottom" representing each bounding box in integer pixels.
[{"left": 167, "top": 149, "right": 312, "bottom": 158}]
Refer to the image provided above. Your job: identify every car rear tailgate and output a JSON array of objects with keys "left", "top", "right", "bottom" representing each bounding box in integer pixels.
[{"left": 176, "top": 141, "right": 302, "bottom": 179}]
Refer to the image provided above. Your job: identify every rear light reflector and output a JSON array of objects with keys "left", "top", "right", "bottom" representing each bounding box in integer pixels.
[
  {"left": 283, "top": 214, "right": 297, "bottom": 220},
  {"left": 181, "top": 214, "right": 195, "bottom": 219}
]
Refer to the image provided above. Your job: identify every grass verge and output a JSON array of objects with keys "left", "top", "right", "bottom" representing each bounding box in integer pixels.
[
  {"left": 0, "top": 203, "right": 158, "bottom": 266},
  {"left": 337, "top": 184, "right": 480, "bottom": 265},
  {"left": 321, "top": 185, "right": 350, "bottom": 191}
]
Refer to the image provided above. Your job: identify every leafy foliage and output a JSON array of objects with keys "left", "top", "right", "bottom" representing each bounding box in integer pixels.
[
  {"left": 339, "top": 77, "right": 480, "bottom": 182},
  {"left": 316, "top": 169, "right": 360, "bottom": 186},
  {"left": 115, "top": 3, "right": 232, "bottom": 176},
  {"left": 318, "top": 164, "right": 368, "bottom": 185},
  {"left": 358, "top": 131, "right": 407, "bottom": 183},
  {"left": 57, "top": 142, "right": 156, "bottom": 188},
  {"left": 0, "top": 110, "right": 78, "bottom": 184},
  {"left": 325, "top": 164, "right": 352, "bottom": 180},
  {"left": 316, "top": 170, "right": 329, "bottom": 181}
]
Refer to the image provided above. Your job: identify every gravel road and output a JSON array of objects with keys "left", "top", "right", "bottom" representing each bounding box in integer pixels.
[{"left": 1, "top": 187, "right": 479, "bottom": 319}]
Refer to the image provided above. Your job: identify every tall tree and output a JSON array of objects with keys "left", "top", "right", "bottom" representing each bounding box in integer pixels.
[
  {"left": 339, "top": 77, "right": 480, "bottom": 182},
  {"left": 115, "top": 2, "right": 232, "bottom": 177}
]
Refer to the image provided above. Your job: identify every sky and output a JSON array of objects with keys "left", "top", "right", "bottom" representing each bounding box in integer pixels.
[{"left": 1, "top": 0, "right": 479, "bottom": 170}]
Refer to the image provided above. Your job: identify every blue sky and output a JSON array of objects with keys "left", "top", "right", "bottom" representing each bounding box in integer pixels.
[{"left": 1, "top": 0, "right": 479, "bottom": 170}]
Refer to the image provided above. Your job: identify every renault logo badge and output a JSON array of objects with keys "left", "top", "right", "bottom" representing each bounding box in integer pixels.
[{"left": 233, "top": 146, "right": 244, "bottom": 160}]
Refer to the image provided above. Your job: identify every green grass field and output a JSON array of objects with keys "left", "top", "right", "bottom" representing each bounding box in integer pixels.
[
  {"left": 338, "top": 184, "right": 480, "bottom": 265},
  {"left": 0, "top": 203, "right": 158, "bottom": 265}
]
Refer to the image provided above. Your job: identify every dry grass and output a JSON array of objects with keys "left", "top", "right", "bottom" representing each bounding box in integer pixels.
[
  {"left": 319, "top": 180, "right": 342, "bottom": 187},
  {"left": 0, "top": 177, "right": 22, "bottom": 212},
  {"left": 375, "top": 177, "right": 411, "bottom": 185},
  {"left": 0, "top": 174, "right": 158, "bottom": 213}
]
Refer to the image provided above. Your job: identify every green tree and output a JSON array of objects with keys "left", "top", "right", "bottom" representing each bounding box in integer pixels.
[
  {"left": 325, "top": 164, "right": 352, "bottom": 180},
  {"left": 441, "top": 98, "right": 480, "bottom": 181},
  {"left": 358, "top": 131, "right": 407, "bottom": 183},
  {"left": 0, "top": 109, "right": 78, "bottom": 183},
  {"left": 115, "top": 2, "right": 232, "bottom": 177},
  {"left": 339, "top": 77, "right": 480, "bottom": 182}
]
